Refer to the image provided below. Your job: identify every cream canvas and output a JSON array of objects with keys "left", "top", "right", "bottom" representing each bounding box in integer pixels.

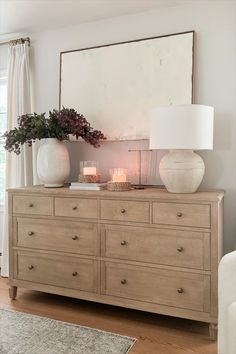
[{"left": 60, "top": 31, "right": 193, "bottom": 140}]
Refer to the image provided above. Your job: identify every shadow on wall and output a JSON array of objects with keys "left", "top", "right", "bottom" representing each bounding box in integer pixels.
[{"left": 66, "top": 140, "right": 165, "bottom": 185}]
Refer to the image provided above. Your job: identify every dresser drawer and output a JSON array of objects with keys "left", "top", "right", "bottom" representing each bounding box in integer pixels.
[
  {"left": 153, "top": 202, "right": 210, "bottom": 228},
  {"left": 102, "top": 262, "right": 209, "bottom": 311},
  {"left": 55, "top": 197, "right": 98, "bottom": 219},
  {"left": 16, "top": 218, "right": 98, "bottom": 256},
  {"left": 101, "top": 200, "right": 150, "bottom": 223},
  {"left": 15, "top": 251, "right": 98, "bottom": 292},
  {"left": 13, "top": 195, "right": 53, "bottom": 216},
  {"left": 101, "top": 225, "right": 210, "bottom": 270}
]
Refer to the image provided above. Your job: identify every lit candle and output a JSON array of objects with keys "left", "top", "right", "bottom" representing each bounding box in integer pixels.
[
  {"left": 83, "top": 167, "right": 97, "bottom": 175},
  {"left": 112, "top": 168, "right": 127, "bottom": 182}
]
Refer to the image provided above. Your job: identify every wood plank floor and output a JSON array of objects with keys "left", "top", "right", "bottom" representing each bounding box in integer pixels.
[{"left": 0, "top": 277, "right": 217, "bottom": 354}]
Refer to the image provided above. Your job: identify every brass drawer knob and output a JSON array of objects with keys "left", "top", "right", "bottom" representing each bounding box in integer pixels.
[
  {"left": 72, "top": 206, "right": 78, "bottom": 210},
  {"left": 29, "top": 203, "right": 34, "bottom": 208},
  {"left": 177, "top": 246, "right": 183, "bottom": 252},
  {"left": 121, "top": 209, "right": 126, "bottom": 214},
  {"left": 28, "top": 265, "right": 34, "bottom": 270},
  {"left": 120, "top": 240, "right": 127, "bottom": 246},
  {"left": 120, "top": 279, "right": 127, "bottom": 284},
  {"left": 177, "top": 212, "right": 183, "bottom": 218},
  {"left": 72, "top": 235, "right": 79, "bottom": 240},
  {"left": 72, "top": 271, "right": 78, "bottom": 277},
  {"left": 177, "top": 288, "right": 184, "bottom": 294},
  {"left": 28, "top": 231, "right": 34, "bottom": 236}
]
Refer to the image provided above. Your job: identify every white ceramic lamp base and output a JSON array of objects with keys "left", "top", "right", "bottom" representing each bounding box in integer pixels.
[{"left": 159, "top": 150, "right": 205, "bottom": 193}]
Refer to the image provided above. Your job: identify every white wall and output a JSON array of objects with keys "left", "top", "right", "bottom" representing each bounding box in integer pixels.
[
  {"left": 31, "top": 0, "right": 236, "bottom": 252},
  {"left": 0, "top": 47, "right": 8, "bottom": 70}
]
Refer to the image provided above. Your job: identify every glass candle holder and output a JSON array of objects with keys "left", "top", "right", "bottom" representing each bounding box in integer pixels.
[
  {"left": 108, "top": 168, "right": 131, "bottom": 191},
  {"left": 110, "top": 168, "right": 127, "bottom": 183},
  {"left": 79, "top": 161, "right": 100, "bottom": 183}
]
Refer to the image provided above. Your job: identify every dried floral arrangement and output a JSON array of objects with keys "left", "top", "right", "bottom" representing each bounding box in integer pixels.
[{"left": 3, "top": 108, "right": 106, "bottom": 154}]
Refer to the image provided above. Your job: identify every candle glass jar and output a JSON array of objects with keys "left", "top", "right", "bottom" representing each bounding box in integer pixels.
[
  {"left": 110, "top": 168, "right": 127, "bottom": 183},
  {"left": 108, "top": 168, "right": 131, "bottom": 191},
  {"left": 79, "top": 161, "right": 100, "bottom": 183}
]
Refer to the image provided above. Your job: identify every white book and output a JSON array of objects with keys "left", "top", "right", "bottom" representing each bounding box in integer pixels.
[
  {"left": 70, "top": 182, "right": 107, "bottom": 188},
  {"left": 69, "top": 185, "right": 106, "bottom": 191}
]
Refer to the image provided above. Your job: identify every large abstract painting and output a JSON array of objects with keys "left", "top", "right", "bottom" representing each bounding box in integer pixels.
[{"left": 60, "top": 31, "right": 194, "bottom": 140}]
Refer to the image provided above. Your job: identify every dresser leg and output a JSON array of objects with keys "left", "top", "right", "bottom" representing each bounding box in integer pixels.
[
  {"left": 9, "top": 286, "right": 17, "bottom": 300},
  {"left": 209, "top": 323, "right": 217, "bottom": 340}
]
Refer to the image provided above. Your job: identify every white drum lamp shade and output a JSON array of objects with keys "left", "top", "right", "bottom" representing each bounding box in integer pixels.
[{"left": 149, "top": 104, "right": 214, "bottom": 193}]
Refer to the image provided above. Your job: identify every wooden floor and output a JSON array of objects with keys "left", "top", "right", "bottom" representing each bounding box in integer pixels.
[{"left": 0, "top": 277, "right": 217, "bottom": 354}]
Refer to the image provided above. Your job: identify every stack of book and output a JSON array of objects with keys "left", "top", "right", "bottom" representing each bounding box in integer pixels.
[{"left": 69, "top": 182, "right": 107, "bottom": 190}]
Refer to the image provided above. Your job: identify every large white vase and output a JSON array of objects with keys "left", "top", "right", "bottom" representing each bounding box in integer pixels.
[{"left": 37, "top": 138, "right": 70, "bottom": 187}]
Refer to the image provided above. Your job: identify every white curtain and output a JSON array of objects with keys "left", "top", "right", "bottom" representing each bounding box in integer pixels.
[{"left": 1, "top": 42, "right": 38, "bottom": 277}]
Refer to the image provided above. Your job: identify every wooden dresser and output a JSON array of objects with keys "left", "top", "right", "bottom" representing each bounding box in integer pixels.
[{"left": 8, "top": 186, "right": 224, "bottom": 339}]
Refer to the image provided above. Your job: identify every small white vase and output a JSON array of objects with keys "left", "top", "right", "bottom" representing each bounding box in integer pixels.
[{"left": 37, "top": 138, "right": 70, "bottom": 187}]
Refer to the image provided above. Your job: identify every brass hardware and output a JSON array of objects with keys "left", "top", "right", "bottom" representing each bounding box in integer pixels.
[
  {"left": 0, "top": 36, "right": 30, "bottom": 47},
  {"left": 72, "top": 235, "right": 78, "bottom": 240},
  {"left": 28, "top": 231, "right": 34, "bottom": 236},
  {"left": 177, "top": 212, "right": 183, "bottom": 217},
  {"left": 72, "top": 206, "right": 78, "bottom": 210},
  {"left": 29, "top": 203, "right": 34, "bottom": 208},
  {"left": 177, "top": 246, "right": 183, "bottom": 252},
  {"left": 28, "top": 265, "right": 34, "bottom": 270},
  {"left": 120, "top": 240, "right": 127, "bottom": 246},
  {"left": 72, "top": 271, "right": 78, "bottom": 277},
  {"left": 177, "top": 287, "right": 184, "bottom": 293},
  {"left": 121, "top": 209, "right": 126, "bottom": 214},
  {"left": 120, "top": 279, "right": 127, "bottom": 284}
]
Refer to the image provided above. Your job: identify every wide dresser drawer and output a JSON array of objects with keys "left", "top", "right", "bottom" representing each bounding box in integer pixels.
[
  {"left": 101, "top": 199, "right": 150, "bottom": 223},
  {"left": 15, "top": 251, "right": 98, "bottom": 292},
  {"left": 102, "top": 262, "right": 210, "bottom": 312},
  {"left": 101, "top": 225, "right": 210, "bottom": 270},
  {"left": 55, "top": 197, "right": 98, "bottom": 219},
  {"left": 16, "top": 218, "right": 98, "bottom": 255},
  {"left": 13, "top": 195, "right": 53, "bottom": 216},
  {"left": 153, "top": 202, "right": 210, "bottom": 228}
]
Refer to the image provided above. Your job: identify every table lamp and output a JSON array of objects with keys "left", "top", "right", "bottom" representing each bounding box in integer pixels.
[{"left": 149, "top": 104, "right": 214, "bottom": 193}]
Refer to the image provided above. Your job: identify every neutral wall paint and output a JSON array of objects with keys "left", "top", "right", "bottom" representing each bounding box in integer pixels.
[
  {"left": 0, "top": 47, "right": 8, "bottom": 71},
  {"left": 30, "top": 0, "right": 235, "bottom": 252}
]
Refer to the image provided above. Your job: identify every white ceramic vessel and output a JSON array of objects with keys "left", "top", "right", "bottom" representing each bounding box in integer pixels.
[
  {"left": 37, "top": 138, "right": 70, "bottom": 187},
  {"left": 159, "top": 149, "right": 205, "bottom": 193}
]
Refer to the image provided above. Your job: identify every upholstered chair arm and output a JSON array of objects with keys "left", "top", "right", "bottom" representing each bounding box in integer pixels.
[{"left": 218, "top": 251, "right": 236, "bottom": 354}]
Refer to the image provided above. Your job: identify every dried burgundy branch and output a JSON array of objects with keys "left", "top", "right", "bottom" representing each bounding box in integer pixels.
[{"left": 2, "top": 108, "right": 106, "bottom": 154}]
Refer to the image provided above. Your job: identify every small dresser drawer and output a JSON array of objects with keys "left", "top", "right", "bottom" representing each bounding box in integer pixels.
[
  {"left": 16, "top": 218, "right": 98, "bottom": 255},
  {"left": 102, "top": 262, "right": 210, "bottom": 311},
  {"left": 101, "top": 225, "right": 210, "bottom": 270},
  {"left": 153, "top": 202, "right": 210, "bottom": 228},
  {"left": 13, "top": 195, "right": 53, "bottom": 216},
  {"left": 55, "top": 197, "right": 98, "bottom": 219},
  {"left": 101, "top": 200, "right": 150, "bottom": 223},
  {"left": 15, "top": 251, "right": 98, "bottom": 292}
]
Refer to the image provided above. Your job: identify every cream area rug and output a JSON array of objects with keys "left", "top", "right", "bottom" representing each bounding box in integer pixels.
[{"left": 0, "top": 309, "right": 136, "bottom": 354}]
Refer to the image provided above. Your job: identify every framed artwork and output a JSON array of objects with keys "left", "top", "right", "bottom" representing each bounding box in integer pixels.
[{"left": 60, "top": 31, "right": 194, "bottom": 140}]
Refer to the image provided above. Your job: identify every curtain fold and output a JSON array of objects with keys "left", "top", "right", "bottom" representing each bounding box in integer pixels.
[{"left": 1, "top": 43, "right": 36, "bottom": 277}]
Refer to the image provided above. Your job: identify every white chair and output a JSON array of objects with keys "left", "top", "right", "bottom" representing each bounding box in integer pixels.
[{"left": 218, "top": 250, "right": 236, "bottom": 354}]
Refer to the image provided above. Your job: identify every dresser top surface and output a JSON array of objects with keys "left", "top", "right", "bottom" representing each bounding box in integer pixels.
[{"left": 8, "top": 185, "right": 224, "bottom": 202}]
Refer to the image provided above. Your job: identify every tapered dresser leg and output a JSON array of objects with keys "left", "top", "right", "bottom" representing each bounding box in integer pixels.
[
  {"left": 9, "top": 286, "right": 17, "bottom": 300},
  {"left": 209, "top": 323, "right": 217, "bottom": 340}
]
